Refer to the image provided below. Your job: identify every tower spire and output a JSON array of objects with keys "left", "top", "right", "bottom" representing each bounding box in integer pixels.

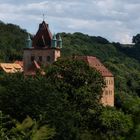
[
  {"left": 26, "top": 34, "right": 32, "bottom": 48},
  {"left": 43, "top": 14, "right": 45, "bottom": 21},
  {"left": 51, "top": 33, "right": 57, "bottom": 48}
]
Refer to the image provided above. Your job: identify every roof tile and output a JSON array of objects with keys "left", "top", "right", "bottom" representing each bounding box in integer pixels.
[{"left": 76, "top": 56, "right": 113, "bottom": 77}]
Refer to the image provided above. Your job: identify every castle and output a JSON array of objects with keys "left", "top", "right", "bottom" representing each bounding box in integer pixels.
[
  {"left": 23, "top": 20, "right": 114, "bottom": 107},
  {"left": 0, "top": 20, "right": 114, "bottom": 106},
  {"left": 23, "top": 21, "right": 62, "bottom": 75}
]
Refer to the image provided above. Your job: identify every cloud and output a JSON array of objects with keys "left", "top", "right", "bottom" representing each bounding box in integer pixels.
[{"left": 0, "top": 0, "right": 139, "bottom": 43}]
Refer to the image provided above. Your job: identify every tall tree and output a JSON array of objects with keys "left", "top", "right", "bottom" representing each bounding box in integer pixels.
[
  {"left": 132, "top": 34, "right": 140, "bottom": 44},
  {"left": 0, "top": 58, "right": 105, "bottom": 139}
]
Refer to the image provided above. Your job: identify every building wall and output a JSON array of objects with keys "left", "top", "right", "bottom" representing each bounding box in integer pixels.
[
  {"left": 101, "top": 76, "right": 114, "bottom": 106},
  {"left": 23, "top": 48, "right": 60, "bottom": 74}
]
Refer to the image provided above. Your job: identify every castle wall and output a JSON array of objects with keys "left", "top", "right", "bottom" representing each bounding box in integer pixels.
[
  {"left": 23, "top": 48, "right": 60, "bottom": 74},
  {"left": 101, "top": 76, "right": 114, "bottom": 106}
]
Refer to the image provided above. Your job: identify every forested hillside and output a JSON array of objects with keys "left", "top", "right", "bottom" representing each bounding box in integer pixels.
[
  {"left": 0, "top": 22, "right": 140, "bottom": 139},
  {"left": 60, "top": 32, "right": 140, "bottom": 96},
  {"left": 0, "top": 22, "right": 27, "bottom": 62},
  {"left": 0, "top": 21, "right": 139, "bottom": 96}
]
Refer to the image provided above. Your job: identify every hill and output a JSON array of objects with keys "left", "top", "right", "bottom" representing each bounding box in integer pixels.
[
  {"left": 60, "top": 32, "right": 140, "bottom": 96},
  {"left": 0, "top": 23, "right": 140, "bottom": 96},
  {"left": 0, "top": 23, "right": 140, "bottom": 139},
  {"left": 0, "top": 22, "right": 27, "bottom": 62}
]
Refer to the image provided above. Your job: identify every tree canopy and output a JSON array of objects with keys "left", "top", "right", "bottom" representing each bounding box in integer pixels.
[
  {"left": 132, "top": 34, "right": 140, "bottom": 44},
  {"left": 0, "top": 22, "right": 140, "bottom": 139}
]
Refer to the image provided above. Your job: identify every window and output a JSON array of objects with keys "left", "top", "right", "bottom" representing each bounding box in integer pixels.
[
  {"left": 105, "top": 90, "right": 108, "bottom": 95},
  {"left": 106, "top": 80, "right": 108, "bottom": 85},
  {"left": 47, "top": 56, "right": 51, "bottom": 62},
  {"left": 109, "top": 90, "right": 112, "bottom": 95},
  {"left": 31, "top": 56, "right": 35, "bottom": 61},
  {"left": 39, "top": 56, "right": 42, "bottom": 61}
]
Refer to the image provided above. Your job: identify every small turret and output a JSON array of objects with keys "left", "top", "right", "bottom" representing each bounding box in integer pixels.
[
  {"left": 57, "top": 34, "right": 62, "bottom": 48},
  {"left": 51, "top": 34, "right": 57, "bottom": 48},
  {"left": 26, "top": 34, "right": 32, "bottom": 48}
]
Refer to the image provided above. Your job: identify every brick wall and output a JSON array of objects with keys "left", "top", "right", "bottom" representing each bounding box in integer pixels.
[
  {"left": 101, "top": 76, "right": 114, "bottom": 106},
  {"left": 23, "top": 48, "right": 60, "bottom": 74}
]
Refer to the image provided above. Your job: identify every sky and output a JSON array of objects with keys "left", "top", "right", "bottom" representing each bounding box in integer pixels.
[{"left": 0, "top": 0, "right": 140, "bottom": 44}]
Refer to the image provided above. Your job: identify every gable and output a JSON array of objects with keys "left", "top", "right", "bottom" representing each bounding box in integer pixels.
[{"left": 32, "top": 21, "right": 52, "bottom": 48}]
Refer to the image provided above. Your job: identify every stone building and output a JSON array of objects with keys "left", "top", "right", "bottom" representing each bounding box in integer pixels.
[
  {"left": 75, "top": 56, "right": 114, "bottom": 106},
  {"left": 23, "top": 20, "right": 114, "bottom": 106},
  {"left": 23, "top": 21, "right": 62, "bottom": 75}
]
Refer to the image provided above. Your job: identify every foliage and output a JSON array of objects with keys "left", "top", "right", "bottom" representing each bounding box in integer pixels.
[
  {"left": 60, "top": 32, "right": 140, "bottom": 96},
  {"left": 116, "top": 93, "right": 140, "bottom": 125},
  {"left": 45, "top": 58, "right": 105, "bottom": 139},
  {"left": 132, "top": 34, "right": 140, "bottom": 44},
  {"left": 0, "top": 22, "right": 27, "bottom": 62},
  {"left": 9, "top": 116, "right": 55, "bottom": 140},
  {"left": 0, "top": 58, "right": 106, "bottom": 139},
  {"left": 0, "top": 113, "right": 55, "bottom": 140},
  {"left": 98, "top": 107, "right": 133, "bottom": 140},
  {"left": 0, "top": 111, "right": 14, "bottom": 140},
  {"left": 0, "top": 22, "right": 140, "bottom": 139},
  {"left": 129, "top": 124, "right": 140, "bottom": 140}
]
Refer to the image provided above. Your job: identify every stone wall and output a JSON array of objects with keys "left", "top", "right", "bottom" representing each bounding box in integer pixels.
[
  {"left": 23, "top": 48, "right": 60, "bottom": 74},
  {"left": 101, "top": 76, "right": 114, "bottom": 106}
]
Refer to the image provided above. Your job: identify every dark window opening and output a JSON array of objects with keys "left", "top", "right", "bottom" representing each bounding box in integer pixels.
[
  {"left": 31, "top": 56, "right": 35, "bottom": 61},
  {"left": 105, "top": 91, "right": 108, "bottom": 95},
  {"left": 47, "top": 56, "right": 51, "bottom": 62},
  {"left": 39, "top": 56, "right": 42, "bottom": 61}
]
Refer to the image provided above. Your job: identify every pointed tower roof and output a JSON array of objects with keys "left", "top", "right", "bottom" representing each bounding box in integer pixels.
[
  {"left": 57, "top": 34, "right": 62, "bottom": 41},
  {"left": 32, "top": 21, "right": 53, "bottom": 48},
  {"left": 52, "top": 33, "right": 57, "bottom": 40},
  {"left": 26, "top": 34, "right": 32, "bottom": 48}
]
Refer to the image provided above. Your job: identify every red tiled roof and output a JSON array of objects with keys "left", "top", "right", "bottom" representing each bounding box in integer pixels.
[
  {"left": 33, "top": 21, "right": 52, "bottom": 48},
  {"left": 76, "top": 56, "right": 113, "bottom": 77},
  {"left": 14, "top": 61, "right": 23, "bottom": 67},
  {"left": 25, "top": 60, "right": 45, "bottom": 75},
  {"left": 33, "top": 60, "right": 41, "bottom": 69},
  {"left": 0, "top": 63, "right": 23, "bottom": 73}
]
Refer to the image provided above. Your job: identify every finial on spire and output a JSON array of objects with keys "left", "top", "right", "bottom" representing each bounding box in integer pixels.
[{"left": 43, "top": 14, "right": 45, "bottom": 21}]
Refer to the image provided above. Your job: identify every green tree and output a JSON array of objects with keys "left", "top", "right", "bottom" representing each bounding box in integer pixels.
[
  {"left": 97, "top": 107, "right": 133, "bottom": 140},
  {"left": 44, "top": 58, "right": 105, "bottom": 139},
  {"left": 0, "top": 111, "right": 14, "bottom": 140},
  {"left": 133, "top": 34, "right": 140, "bottom": 44},
  {"left": 0, "top": 58, "right": 105, "bottom": 139},
  {"left": 9, "top": 116, "right": 55, "bottom": 140}
]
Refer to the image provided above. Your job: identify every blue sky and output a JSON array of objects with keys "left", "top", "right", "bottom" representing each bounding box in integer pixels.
[{"left": 0, "top": 0, "right": 140, "bottom": 43}]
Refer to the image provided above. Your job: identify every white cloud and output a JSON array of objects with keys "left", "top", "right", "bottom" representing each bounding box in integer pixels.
[{"left": 0, "top": 0, "right": 139, "bottom": 43}]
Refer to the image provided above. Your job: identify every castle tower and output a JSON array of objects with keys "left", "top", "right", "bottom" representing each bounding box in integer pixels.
[
  {"left": 23, "top": 21, "right": 62, "bottom": 75},
  {"left": 75, "top": 56, "right": 114, "bottom": 106}
]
